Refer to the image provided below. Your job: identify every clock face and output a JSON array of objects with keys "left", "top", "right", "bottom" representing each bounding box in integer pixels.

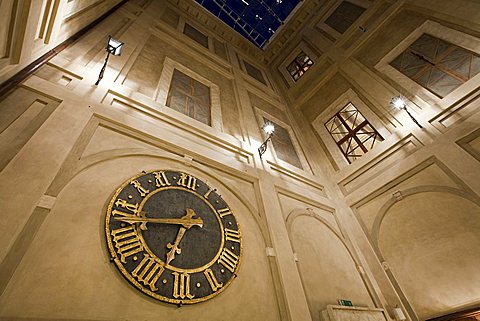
[{"left": 105, "top": 170, "right": 242, "bottom": 304}]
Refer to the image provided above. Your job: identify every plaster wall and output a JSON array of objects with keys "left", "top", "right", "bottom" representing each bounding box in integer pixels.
[
  {"left": 0, "top": 0, "right": 479, "bottom": 321},
  {"left": 266, "top": 0, "right": 480, "bottom": 320}
]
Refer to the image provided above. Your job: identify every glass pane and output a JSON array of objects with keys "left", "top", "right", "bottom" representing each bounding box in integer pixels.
[
  {"left": 410, "top": 34, "right": 438, "bottom": 61},
  {"left": 171, "top": 70, "right": 191, "bottom": 93},
  {"left": 391, "top": 33, "right": 480, "bottom": 97},
  {"left": 416, "top": 67, "right": 432, "bottom": 88},
  {"left": 167, "top": 69, "right": 211, "bottom": 125},
  {"left": 325, "top": 102, "right": 383, "bottom": 163},
  {"left": 183, "top": 23, "right": 208, "bottom": 48},
  {"left": 168, "top": 90, "right": 187, "bottom": 114},
  {"left": 428, "top": 68, "right": 462, "bottom": 97},
  {"left": 325, "top": 1, "right": 366, "bottom": 34},
  {"left": 287, "top": 61, "right": 300, "bottom": 74},
  {"left": 193, "top": 100, "right": 211, "bottom": 125},
  {"left": 287, "top": 51, "right": 313, "bottom": 81},
  {"left": 400, "top": 52, "right": 429, "bottom": 77},
  {"left": 440, "top": 48, "right": 470, "bottom": 77},
  {"left": 295, "top": 52, "right": 307, "bottom": 64},
  {"left": 244, "top": 61, "right": 266, "bottom": 85}
]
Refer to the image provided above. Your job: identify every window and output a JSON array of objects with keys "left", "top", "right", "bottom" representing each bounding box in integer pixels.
[
  {"left": 213, "top": 38, "right": 228, "bottom": 60},
  {"left": 325, "top": 103, "right": 383, "bottom": 163},
  {"left": 287, "top": 51, "right": 314, "bottom": 81},
  {"left": 325, "top": 1, "right": 366, "bottom": 34},
  {"left": 183, "top": 23, "right": 208, "bottom": 48},
  {"left": 166, "top": 69, "right": 211, "bottom": 125},
  {"left": 265, "top": 118, "right": 303, "bottom": 169},
  {"left": 391, "top": 33, "right": 480, "bottom": 98},
  {"left": 244, "top": 61, "right": 267, "bottom": 85}
]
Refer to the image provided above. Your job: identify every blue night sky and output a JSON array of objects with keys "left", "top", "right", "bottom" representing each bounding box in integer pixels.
[{"left": 195, "top": 0, "right": 301, "bottom": 48}]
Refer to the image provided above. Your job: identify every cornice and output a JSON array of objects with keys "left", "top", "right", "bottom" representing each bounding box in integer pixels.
[{"left": 166, "top": 0, "right": 266, "bottom": 61}]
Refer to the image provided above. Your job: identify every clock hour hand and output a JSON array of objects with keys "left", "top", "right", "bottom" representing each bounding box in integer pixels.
[
  {"left": 165, "top": 209, "right": 200, "bottom": 265},
  {"left": 165, "top": 226, "right": 186, "bottom": 265},
  {"left": 113, "top": 209, "right": 203, "bottom": 230}
]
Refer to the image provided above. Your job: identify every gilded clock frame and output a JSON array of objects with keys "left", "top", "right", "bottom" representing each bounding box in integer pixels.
[{"left": 105, "top": 169, "right": 243, "bottom": 304}]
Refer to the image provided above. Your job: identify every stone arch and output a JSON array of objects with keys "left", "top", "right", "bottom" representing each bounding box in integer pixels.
[
  {"left": 15, "top": 151, "right": 283, "bottom": 319},
  {"left": 371, "top": 185, "right": 480, "bottom": 251},
  {"left": 46, "top": 148, "right": 267, "bottom": 243},
  {"left": 285, "top": 208, "right": 375, "bottom": 321},
  {"left": 371, "top": 185, "right": 480, "bottom": 320}
]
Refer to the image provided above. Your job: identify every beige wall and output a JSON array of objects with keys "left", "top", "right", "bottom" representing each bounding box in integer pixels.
[
  {"left": 0, "top": 0, "right": 125, "bottom": 84},
  {"left": 0, "top": 0, "right": 479, "bottom": 321},
  {"left": 265, "top": 0, "right": 480, "bottom": 319}
]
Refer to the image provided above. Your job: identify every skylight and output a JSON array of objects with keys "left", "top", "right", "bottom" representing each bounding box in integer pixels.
[{"left": 195, "top": 0, "right": 301, "bottom": 48}]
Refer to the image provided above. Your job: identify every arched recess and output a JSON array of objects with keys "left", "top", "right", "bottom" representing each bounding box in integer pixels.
[
  {"left": 46, "top": 147, "right": 268, "bottom": 240},
  {"left": 0, "top": 152, "right": 283, "bottom": 320},
  {"left": 286, "top": 209, "right": 375, "bottom": 321},
  {"left": 371, "top": 186, "right": 480, "bottom": 321}
]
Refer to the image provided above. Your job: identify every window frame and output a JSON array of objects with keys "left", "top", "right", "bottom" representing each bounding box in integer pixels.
[
  {"left": 161, "top": 13, "right": 229, "bottom": 62},
  {"left": 324, "top": 102, "right": 384, "bottom": 164},
  {"left": 312, "top": 89, "right": 388, "bottom": 169},
  {"left": 166, "top": 69, "right": 212, "bottom": 126},
  {"left": 288, "top": 51, "right": 314, "bottom": 81},
  {"left": 177, "top": 17, "right": 214, "bottom": 52},
  {"left": 390, "top": 34, "right": 480, "bottom": 99},
  {"left": 279, "top": 42, "right": 319, "bottom": 86},
  {"left": 376, "top": 20, "right": 480, "bottom": 109},
  {"left": 240, "top": 58, "right": 270, "bottom": 88},
  {"left": 156, "top": 57, "right": 223, "bottom": 131},
  {"left": 183, "top": 22, "right": 209, "bottom": 48},
  {"left": 315, "top": 0, "right": 370, "bottom": 40}
]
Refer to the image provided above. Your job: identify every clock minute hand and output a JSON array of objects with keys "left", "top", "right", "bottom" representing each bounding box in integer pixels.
[{"left": 114, "top": 213, "right": 203, "bottom": 230}]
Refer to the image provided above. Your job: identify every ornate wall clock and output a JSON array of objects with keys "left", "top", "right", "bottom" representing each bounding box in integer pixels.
[{"left": 105, "top": 170, "right": 242, "bottom": 304}]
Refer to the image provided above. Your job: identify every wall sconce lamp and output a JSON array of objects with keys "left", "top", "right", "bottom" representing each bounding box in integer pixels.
[
  {"left": 258, "top": 122, "right": 275, "bottom": 158},
  {"left": 390, "top": 96, "right": 423, "bottom": 128},
  {"left": 95, "top": 35, "right": 124, "bottom": 85}
]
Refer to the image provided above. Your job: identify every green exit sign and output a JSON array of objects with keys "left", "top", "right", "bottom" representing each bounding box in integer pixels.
[{"left": 338, "top": 299, "right": 353, "bottom": 306}]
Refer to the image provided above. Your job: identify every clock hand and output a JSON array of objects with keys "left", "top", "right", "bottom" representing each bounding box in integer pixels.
[
  {"left": 114, "top": 211, "right": 203, "bottom": 230},
  {"left": 165, "top": 209, "right": 200, "bottom": 265},
  {"left": 165, "top": 226, "right": 186, "bottom": 265}
]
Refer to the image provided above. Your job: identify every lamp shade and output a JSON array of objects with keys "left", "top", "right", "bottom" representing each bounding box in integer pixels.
[
  {"left": 107, "top": 36, "right": 124, "bottom": 56},
  {"left": 390, "top": 96, "right": 406, "bottom": 110},
  {"left": 262, "top": 122, "right": 275, "bottom": 135}
]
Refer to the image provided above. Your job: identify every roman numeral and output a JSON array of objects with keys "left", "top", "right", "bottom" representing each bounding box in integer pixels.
[
  {"left": 218, "top": 248, "right": 239, "bottom": 273},
  {"left": 130, "top": 180, "right": 149, "bottom": 197},
  {"left": 114, "top": 199, "right": 139, "bottom": 214},
  {"left": 204, "top": 268, "right": 223, "bottom": 292},
  {"left": 176, "top": 173, "right": 197, "bottom": 190},
  {"left": 217, "top": 207, "right": 232, "bottom": 218},
  {"left": 111, "top": 209, "right": 135, "bottom": 218},
  {"left": 154, "top": 171, "right": 171, "bottom": 187},
  {"left": 111, "top": 226, "right": 143, "bottom": 263},
  {"left": 224, "top": 228, "right": 241, "bottom": 243},
  {"left": 132, "top": 254, "right": 164, "bottom": 292},
  {"left": 172, "top": 271, "right": 194, "bottom": 299},
  {"left": 203, "top": 187, "right": 214, "bottom": 199}
]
